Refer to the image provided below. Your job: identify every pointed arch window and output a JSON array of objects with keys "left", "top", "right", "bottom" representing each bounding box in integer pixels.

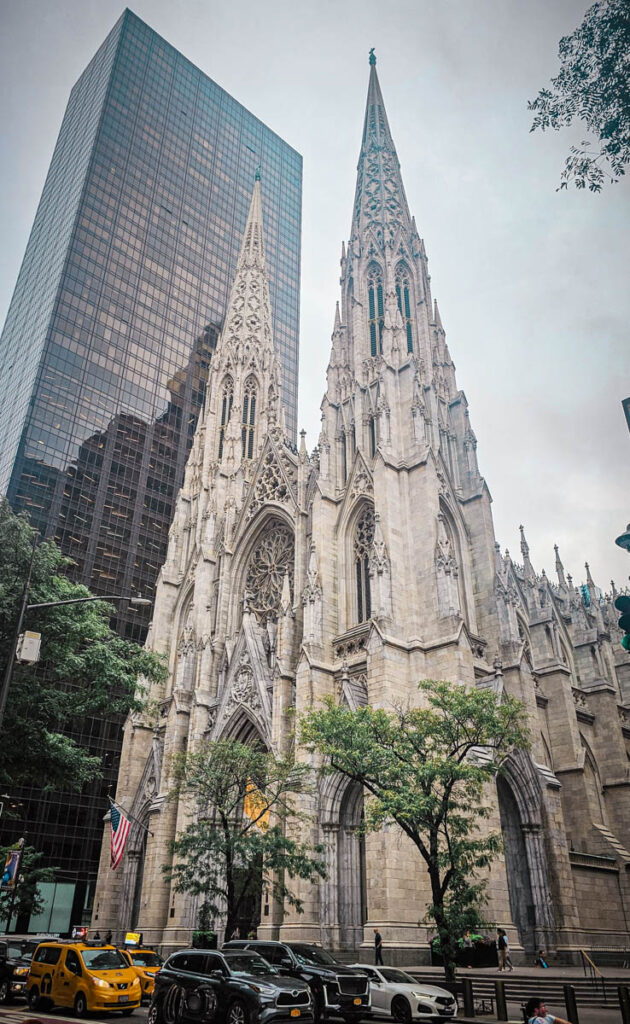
[
  {"left": 369, "top": 416, "right": 377, "bottom": 458},
  {"left": 218, "top": 377, "right": 234, "bottom": 459},
  {"left": 241, "top": 378, "right": 257, "bottom": 459},
  {"left": 367, "top": 267, "right": 384, "bottom": 357},
  {"left": 396, "top": 266, "right": 414, "bottom": 353},
  {"left": 354, "top": 505, "right": 375, "bottom": 623},
  {"left": 340, "top": 431, "right": 347, "bottom": 484}
]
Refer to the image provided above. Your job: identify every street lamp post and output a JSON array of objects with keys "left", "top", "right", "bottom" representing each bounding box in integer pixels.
[{"left": 0, "top": 580, "right": 151, "bottom": 737}]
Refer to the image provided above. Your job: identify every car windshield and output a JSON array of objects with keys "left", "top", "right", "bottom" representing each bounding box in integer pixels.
[
  {"left": 289, "top": 945, "right": 338, "bottom": 966},
  {"left": 129, "top": 952, "right": 163, "bottom": 967},
  {"left": 225, "top": 953, "right": 278, "bottom": 977},
  {"left": 379, "top": 969, "right": 417, "bottom": 984},
  {"left": 81, "top": 949, "right": 128, "bottom": 970},
  {"left": 6, "top": 944, "right": 27, "bottom": 959}
]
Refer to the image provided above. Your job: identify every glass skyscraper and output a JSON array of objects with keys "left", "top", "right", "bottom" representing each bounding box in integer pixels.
[{"left": 0, "top": 9, "right": 301, "bottom": 930}]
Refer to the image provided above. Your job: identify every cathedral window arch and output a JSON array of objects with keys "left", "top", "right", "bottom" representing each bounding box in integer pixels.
[
  {"left": 241, "top": 377, "right": 257, "bottom": 460},
  {"left": 395, "top": 263, "right": 414, "bottom": 353},
  {"left": 367, "top": 266, "right": 384, "bottom": 357},
  {"left": 353, "top": 504, "right": 375, "bottom": 623},
  {"left": 218, "top": 376, "right": 234, "bottom": 459}
]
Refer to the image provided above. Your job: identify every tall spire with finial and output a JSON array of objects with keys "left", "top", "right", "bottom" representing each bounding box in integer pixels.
[
  {"left": 350, "top": 49, "right": 413, "bottom": 248},
  {"left": 519, "top": 525, "right": 535, "bottom": 580}
]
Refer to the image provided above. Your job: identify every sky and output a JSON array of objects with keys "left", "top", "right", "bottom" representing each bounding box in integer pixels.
[{"left": 1, "top": 0, "right": 628, "bottom": 591}]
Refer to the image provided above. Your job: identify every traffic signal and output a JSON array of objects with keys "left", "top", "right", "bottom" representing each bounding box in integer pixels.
[{"left": 615, "top": 595, "right": 630, "bottom": 652}]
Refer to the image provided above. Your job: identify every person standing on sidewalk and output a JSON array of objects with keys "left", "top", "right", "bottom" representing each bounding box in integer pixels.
[
  {"left": 496, "top": 928, "right": 513, "bottom": 971},
  {"left": 374, "top": 928, "right": 384, "bottom": 965},
  {"left": 525, "top": 996, "right": 570, "bottom": 1024}
]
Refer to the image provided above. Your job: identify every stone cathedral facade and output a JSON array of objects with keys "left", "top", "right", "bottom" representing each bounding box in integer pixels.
[{"left": 92, "top": 58, "right": 630, "bottom": 961}]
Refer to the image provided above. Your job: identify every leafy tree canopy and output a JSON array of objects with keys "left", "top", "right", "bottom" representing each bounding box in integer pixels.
[
  {"left": 528, "top": 0, "right": 630, "bottom": 190},
  {"left": 0, "top": 844, "right": 57, "bottom": 928},
  {"left": 301, "top": 679, "right": 529, "bottom": 981},
  {"left": 0, "top": 499, "right": 167, "bottom": 791},
  {"left": 166, "top": 740, "right": 326, "bottom": 943}
]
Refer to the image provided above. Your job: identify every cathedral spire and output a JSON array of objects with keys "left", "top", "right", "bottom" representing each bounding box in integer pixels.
[
  {"left": 554, "top": 543, "right": 567, "bottom": 589},
  {"left": 350, "top": 53, "right": 412, "bottom": 248}
]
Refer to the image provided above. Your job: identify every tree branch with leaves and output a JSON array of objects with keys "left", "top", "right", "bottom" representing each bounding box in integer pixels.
[
  {"left": 301, "top": 679, "right": 529, "bottom": 981},
  {"left": 528, "top": 0, "right": 630, "bottom": 191}
]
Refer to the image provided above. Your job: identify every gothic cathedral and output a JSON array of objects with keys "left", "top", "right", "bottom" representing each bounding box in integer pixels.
[{"left": 92, "top": 56, "right": 630, "bottom": 961}]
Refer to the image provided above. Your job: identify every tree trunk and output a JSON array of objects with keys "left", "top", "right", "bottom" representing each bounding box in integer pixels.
[{"left": 429, "top": 868, "right": 458, "bottom": 984}]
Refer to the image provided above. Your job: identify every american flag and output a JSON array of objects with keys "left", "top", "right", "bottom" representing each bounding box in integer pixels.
[{"left": 109, "top": 799, "right": 131, "bottom": 870}]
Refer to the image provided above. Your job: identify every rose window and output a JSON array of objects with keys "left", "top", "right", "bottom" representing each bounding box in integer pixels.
[{"left": 245, "top": 522, "right": 294, "bottom": 623}]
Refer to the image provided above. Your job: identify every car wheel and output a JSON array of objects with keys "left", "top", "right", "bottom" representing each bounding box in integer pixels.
[
  {"left": 0, "top": 980, "right": 10, "bottom": 1004},
  {"left": 28, "top": 986, "right": 41, "bottom": 1011},
  {"left": 147, "top": 999, "right": 164, "bottom": 1024},
  {"left": 74, "top": 992, "right": 88, "bottom": 1018},
  {"left": 226, "top": 998, "right": 250, "bottom": 1024},
  {"left": 392, "top": 996, "right": 412, "bottom": 1024}
]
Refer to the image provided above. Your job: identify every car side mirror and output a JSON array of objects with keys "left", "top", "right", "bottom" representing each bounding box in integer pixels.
[
  {"left": 210, "top": 969, "right": 224, "bottom": 979},
  {"left": 280, "top": 958, "right": 293, "bottom": 968}
]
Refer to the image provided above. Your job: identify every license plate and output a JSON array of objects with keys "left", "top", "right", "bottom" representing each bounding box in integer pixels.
[
  {"left": 353, "top": 998, "right": 362, "bottom": 1005},
  {"left": 290, "top": 1010, "right": 301, "bottom": 1018},
  {"left": 119, "top": 995, "right": 129, "bottom": 1003}
]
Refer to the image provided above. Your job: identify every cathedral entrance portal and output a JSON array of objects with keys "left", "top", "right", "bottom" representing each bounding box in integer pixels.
[{"left": 497, "top": 776, "right": 535, "bottom": 953}]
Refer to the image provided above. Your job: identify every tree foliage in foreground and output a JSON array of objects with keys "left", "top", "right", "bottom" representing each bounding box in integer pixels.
[
  {"left": 0, "top": 499, "right": 167, "bottom": 791},
  {"left": 301, "top": 680, "right": 529, "bottom": 981},
  {"left": 528, "top": 0, "right": 630, "bottom": 191},
  {"left": 166, "top": 741, "right": 326, "bottom": 943},
  {"left": 0, "top": 845, "right": 57, "bottom": 928}
]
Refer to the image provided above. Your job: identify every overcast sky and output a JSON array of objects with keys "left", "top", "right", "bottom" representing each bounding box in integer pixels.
[{"left": 1, "top": 0, "right": 628, "bottom": 590}]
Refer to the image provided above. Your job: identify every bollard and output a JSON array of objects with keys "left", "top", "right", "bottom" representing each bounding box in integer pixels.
[
  {"left": 563, "top": 984, "right": 579, "bottom": 1024},
  {"left": 619, "top": 985, "right": 630, "bottom": 1024},
  {"left": 495, "top": 978, "right": 508, "bottom": 1021},
  {"left": 462, "top": 976, "right": 475, "bottom": 1018}
]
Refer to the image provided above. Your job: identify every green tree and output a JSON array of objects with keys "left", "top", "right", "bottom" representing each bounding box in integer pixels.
[
  {"left": 0, "top": 499, "right": 167, "bottom": 790},
  {"left": 301, "top": 680, "right": 529, "bottom": 981},
  {"left": 0, "top": 844, "right": 57, "bottom": 929},
  {"left": 166, "top": 740, "right": 326, "bottom": 943},
  {"left": 528, "top": 0, "right": 630, "bottom": 191}
]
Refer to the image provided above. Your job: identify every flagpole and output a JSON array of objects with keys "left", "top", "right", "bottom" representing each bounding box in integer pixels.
[{"left": 108, "top": 794, "right": 154, "bottom": 838}]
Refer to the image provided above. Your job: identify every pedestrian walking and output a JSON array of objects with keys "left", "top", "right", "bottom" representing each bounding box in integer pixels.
[
  {"left": 496, "top": 928, "right": 513, "bottom": 971},
  {"left": 374, "top": 928, "right": 384, "bottom": 965},
  {"left": 534, "top": 949, "right": 548, "bottom": 968},
  {"left": 462, "top": 929, "right": 473, "bottom": 968},
  {"left": 104, "top": 929, "right": 113, "bottom": 945},
  {"left": 525, "top": 996, "right": 570, "bottom": 1024}
]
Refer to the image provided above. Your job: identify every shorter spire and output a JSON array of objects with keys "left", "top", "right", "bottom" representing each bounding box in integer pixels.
[
  {"left": 434, "top": 299, "right": 444, "bottom": 331},
  {"left": 519, "top": 524, "right": 535, "bottom": 580},
  {"left": 369, "top": 47, "right": 376, "bottom": 66},
  {"left": 334, "top": 301, "right": 341, "bottom": 332},
  {"left": 554, "top": 543, "right": 567, "bottom": 588}
]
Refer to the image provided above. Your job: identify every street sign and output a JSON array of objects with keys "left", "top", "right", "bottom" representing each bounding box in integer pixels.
[{"left": 16, "top": 631, "right": 41, "bottom": 663}]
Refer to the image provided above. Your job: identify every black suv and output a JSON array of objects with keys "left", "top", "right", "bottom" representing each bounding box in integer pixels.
[
  {"left": 0, "top": 939, "right": 34, "bottom": 1003},
  {"left": 222, "top": 942, "right": 370, "bottom": 1024},
  {"left": 149, "top": 948, "right": 313, "bottom": 1024}
]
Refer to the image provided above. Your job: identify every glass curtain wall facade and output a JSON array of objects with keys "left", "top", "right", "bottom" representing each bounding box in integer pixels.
[{"left": 0, "top": 9, "right": 301, "bottom": 930}]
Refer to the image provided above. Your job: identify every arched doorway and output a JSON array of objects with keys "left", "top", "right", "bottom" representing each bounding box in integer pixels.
[{"left": 497, "top": 775, "right": 535, "bottom": 952}]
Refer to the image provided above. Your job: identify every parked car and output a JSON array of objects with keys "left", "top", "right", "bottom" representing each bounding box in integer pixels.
[
  {"left": 349, "top": 965, "right": 457, "bottom": 1022},
  {"left": 149, "top": 947, "right": 314, "bottom": 1024},
  {"left": 223, "top": 941, "right": 371, "bottom": 1024},
  {"left": 0, "top": 939, "right": 32, "bottom": 1003},
  {"left": 26, "top": 940, "right": 142, "bottom": 1016},
  {"left": 120, "top": 947, "right": 164, "bottom": 1000}
]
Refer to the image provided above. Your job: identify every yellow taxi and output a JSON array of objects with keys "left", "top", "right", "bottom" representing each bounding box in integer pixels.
[
  {"left": 26, "top": 941, "right": 141, "bottom": 1016},
  {"left": 119, "top": 947, "right": 163, "bottom": 1000}
]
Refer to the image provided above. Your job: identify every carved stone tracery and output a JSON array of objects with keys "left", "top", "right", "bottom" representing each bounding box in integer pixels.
[{"left": 244, "top": 520, "right": 294, "bottom": 624}]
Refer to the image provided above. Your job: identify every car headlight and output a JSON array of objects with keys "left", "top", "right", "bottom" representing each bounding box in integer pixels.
[
  {"left": 412, "top": 992, "right": 434, "bottom": 1001},
  {"left": 13, "top": 968, "right": 28, "bottom": 977},
  {"left": 93, "top": 977, "right": 111, "bottom": 989},
  {"left": 246, "top": 982, "right": 276, "bottom": 997}
]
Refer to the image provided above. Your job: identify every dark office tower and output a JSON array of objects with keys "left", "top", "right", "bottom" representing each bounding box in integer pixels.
[{"left": 0, "top": 9, "right": 301, "bottom": 930}]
